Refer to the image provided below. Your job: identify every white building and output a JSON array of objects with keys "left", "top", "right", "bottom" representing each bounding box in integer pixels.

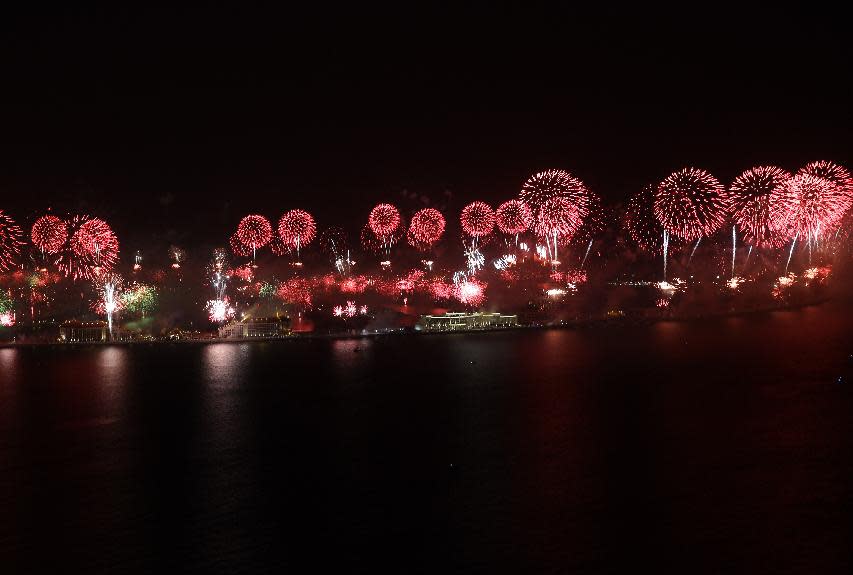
[{"left": 415, "top": 311, "right": 518, "bottom": 332}]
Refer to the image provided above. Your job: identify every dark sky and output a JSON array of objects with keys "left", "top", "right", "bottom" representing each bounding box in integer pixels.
[{"left": 2, "top": 7, "right": 851, "bottom": 249}]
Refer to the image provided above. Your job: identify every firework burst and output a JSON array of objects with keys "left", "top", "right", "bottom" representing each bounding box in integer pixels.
[
  {"left": 0, "top": 211, "right": 24, "bottom": 272},
  {"left": 235, "top": 215, "right": 273, "bottom": 258},
  {"left": 654, "top": 167, "right": 728, "bottom": 241},
  {"left": 460, "top": 201, "right": 495, "bottom": 239},
  {"left": 408, "top": 208, "right": 446, "bottom": 251},
  {"left": 57, "top": 216, "right": 119, "bottom": 279},
  {"left": 278, "top": 209, "right": 317, "bottom": 258},
  {"left": 368, "top": 203, "right": 402, "bottom": 250},
  {"left": 625, "top": 185, "right": 668, "bottom": 254},
  {"left": 520, "top": 169, "right": 592, "bottom": 221},
  {"left": 776, "top": 173, "right": 850, "bottom": 239},
  {"left": 798, "top": 160, "right": 853, "bottom": 195},
  {"left": 534, "top": 197, "right": 581, "bottom": 260},
  {"left": 206, "top": 298, "right": 236, "bottom": 323},
  {"left": 31, "top": 215, "right": 67, "bottom": 256},
  {"left": 729, "top": 166, "right": 793, "bottom": 248},
  {"left": 454, "top": 276, "right": 487, "bottom": 307},
  {"left": 169, "top": 245, "right": 186, "bottom": 268},
  {"left": 495, "top": 200, "right": 532, "bottom": 235}
]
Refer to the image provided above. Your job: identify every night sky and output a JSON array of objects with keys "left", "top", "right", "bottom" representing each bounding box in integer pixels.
[{"left": 2, "top": 7, "right": 851, "bottom": 250}]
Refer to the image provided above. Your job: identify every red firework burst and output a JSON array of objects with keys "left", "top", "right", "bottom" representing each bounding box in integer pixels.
[
  {"left": 235, "top": 215, "right": 273, "bottom": 254},
  {"left": 68, "top": 217, "right": 119, "bottom": 278},
  {"left": 729, "top": 166, "right": 793, "bottom": 248},
  {"left": 520, "top": 169, "right": 592, "bottom": 221},
  {"left": 54, "top": 216, "right": 112, "bottom": 279},
  {"left": 408, "top": 208, "right": 445, "bottom": 250},
  {"left": 276, "top": 277, "right": 313, "bottom": 308},
  {"left": 654, "top": 167, "right": 728, "bottom": 241},
  {"left": 460, "top": 202, "right": 495, "bottom": 238},
  {"left": 495, "top": 200, "right": 532, "bottom": 235},
  {"left": 0, "top": 210, "right": 24, "bottom": 271},
  {"left": 534, "top": 197, "right": 581, "bottom": 242},
  {"left": 31, "top": 215, "right": 67, "bottom": 255},
  {"left": 278, "top": 210, "right": 317, "bottom": 252},
  {"left": 230, "top": 232, "right": 252, "bottom": 258},
  {"left": 775, "top": 173, "right": 851, "bottom": 238},
  {"left": 368, "top": 204, "right": 401, "bottom": 238},
  {"left": 625, "top": 185, "right": 669, "bottom": 254}
]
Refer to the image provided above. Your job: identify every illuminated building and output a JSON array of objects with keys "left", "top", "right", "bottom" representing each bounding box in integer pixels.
[
  {"left": 218, "top": 317, "right": 291, "bottom": 339},
  {"left": 415, "top": 311, "right": 518, "bottom": 332},
  {"left": 59, "top": 320, "right": 107, "bottom": 342}
]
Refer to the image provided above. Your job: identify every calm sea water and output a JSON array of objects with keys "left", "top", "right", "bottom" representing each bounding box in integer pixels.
[{"left": 1, "top": 301, "right": 852, "bottom": 573}]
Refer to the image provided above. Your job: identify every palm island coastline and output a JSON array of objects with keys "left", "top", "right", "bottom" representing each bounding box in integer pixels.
[{"left": 2, "top": 164, "right": 851, "bottom": 347}]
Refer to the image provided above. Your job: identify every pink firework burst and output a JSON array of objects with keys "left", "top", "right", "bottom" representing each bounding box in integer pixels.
[
  {"left": 520, "top": 169, "right": 592, "bottom": 221},
  {"left": 798, "top": 160, "right": 853, "bottom": 196},
  {"left": 408, "top": 208, "right": 446, "bottom": 250},
  {"left": 775, "top": 173, "right": 851, "bottom": 239},
  {"left": 460, "top": 201, "right": 495, "bottom": 238},
  {"left": 654, "top": 167, "right": 728, "bottom": 241},
  {"left": 278, "top": 210, "right": 317, "bottom": 253},
  {"left": 495, "top": 200, "right": 532, "bottom": 235},
  {"left": 534, "top": 197, "right": 581, "bottom": 242},
  {"left": 31, "top": 215, "right": 67, "bottom": 255},
  {"left": 454, "top": 277, "right": 487, "bottom": 307},
  {"left": 729, "top": 166, "right": 793, "bottom": 248},
  {"left": 368, "top": 204, "right": 401, "bottom": 238},
  {"left": 235, "top": 215, "right": 273, "bottom": 256},
  {"left": 625, "top": 185, "right": 669, "bottom": 254},
  {"left": 0, "top": 210, "right": 24, "bottom": 271}
]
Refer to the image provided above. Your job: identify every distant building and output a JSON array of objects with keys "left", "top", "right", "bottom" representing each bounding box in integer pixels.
[
  {"left": 415, "top": 311, "right": 519, "bottom": 332},
  {"left": 218, "top": 317, "right": 291, "bottom": 339},
  {"left": 59, "top": 320, "right": 107, "bottom": 342}
]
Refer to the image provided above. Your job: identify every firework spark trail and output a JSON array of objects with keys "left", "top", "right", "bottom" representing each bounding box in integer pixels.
[
  {"left": 662, "top": 230, "right": 669, "bottom": 281},
  {"left": 97, "top": 274, "right": 123, "bottom": 339},
  {"left": 687, "top": 237, "right": 702, "bottom": 266},
  {"left": 580, "top": 239, "right": 593, "bottom": 269},
  {"left": 785, "top": 233, "right": 798, "bottom": 274},
  {"left": 534, "top": 197, "right": 580, "bottom": 262},
  {"left": 731, "top": 226, "right": 737, "bottom": 279}
]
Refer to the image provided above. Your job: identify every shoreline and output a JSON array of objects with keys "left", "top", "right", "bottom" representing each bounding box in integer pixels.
[{"left": 0, "top": 297, "right": 834, "bottom": 349}]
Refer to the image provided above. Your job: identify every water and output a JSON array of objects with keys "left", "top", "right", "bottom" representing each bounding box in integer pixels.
[{"left": 1, "top": 302, "right": 852, "bottom": 573}]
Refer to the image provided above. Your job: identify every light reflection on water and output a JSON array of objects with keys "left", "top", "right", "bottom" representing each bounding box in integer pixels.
[{"left": 203, "top": 343, "right": 249, "bottom": 390}]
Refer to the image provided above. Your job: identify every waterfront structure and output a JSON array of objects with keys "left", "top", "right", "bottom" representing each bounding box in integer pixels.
[
  {"left": 415, "top": 311, "right": 518, "bottom": 332},
  {"left": 59, "top": 320, "right": 108, "bottom": 342},
  {"left": 218, "top": 317, "right": 291, "bottom": 339}
]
